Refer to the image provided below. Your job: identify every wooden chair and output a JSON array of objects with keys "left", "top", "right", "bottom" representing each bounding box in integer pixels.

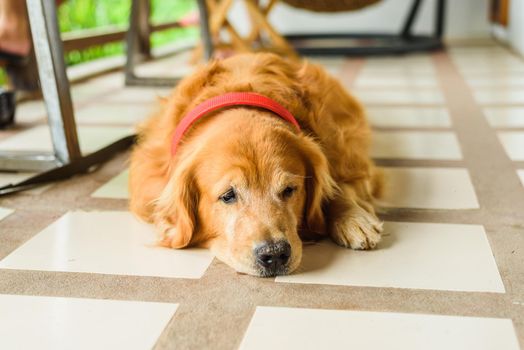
[
  {"left": 192, "top": 0, "right": 298, "bottom": 61},
  {"left": 198, "top": 0, "right": 446, "bottom": 57}
]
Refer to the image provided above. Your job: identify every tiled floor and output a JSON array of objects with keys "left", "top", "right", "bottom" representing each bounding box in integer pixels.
[
  {"left": 518, "top": 170, "right": 524, "bottom": 187},
  {"left": 0, "top": 44, "right": 523, "bottom": 349},
  {"left": 276, "top": 222, "right": 504, "bottom": 292},
  {"left": 91, "top": 169, "right": 129, "bottom": 199},
  {"left": 0, "top": 294, "right": 178, "bottom": 350},
  {"left": 0, "top": 172, "right": 52, "bottom": 195},
  {"left": 0, "top": 125, "right": 133, "bottom": 154},
  {"left": 379, "top": 167, "right": 479, "bottom": 209},
  {"left": 484, "top": 107, "right": 524, "bottom": 127},
  {"left": 498, "top": 132, "right": 524, "bottom": 160},
  {"left": 240, "top": 307, "right": 520, "bottom": 350},
  {"left": 371, "top": 131, "right": 462, "bottom": 159},
  {"left": 354, "top": 89, "right": 445, "bottom": 104},
  {"left": 366, "top": 106, "right": 451, "bottom": 128},
  {"left": 0, "top": 207, "right": 13, "bottom": 221},
  {"left": 0, "top": 211, "right": 213, "bottom": 278}
]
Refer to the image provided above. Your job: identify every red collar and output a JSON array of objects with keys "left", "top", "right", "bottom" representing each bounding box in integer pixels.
[{"left": 171, "top": 92, "right": 301, "bottom": 155}]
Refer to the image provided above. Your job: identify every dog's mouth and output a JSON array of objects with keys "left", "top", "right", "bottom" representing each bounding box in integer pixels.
[{"left": 256, "top": 264, "right": 290, "bottom": 278}]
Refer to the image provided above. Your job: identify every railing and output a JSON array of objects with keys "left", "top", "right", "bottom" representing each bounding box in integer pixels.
[
  {"left": 62, "top": 20, "right": 192, "bottom": 54},
  {"left": 0, "top": 0, "right": 200, "bottom": 89}
]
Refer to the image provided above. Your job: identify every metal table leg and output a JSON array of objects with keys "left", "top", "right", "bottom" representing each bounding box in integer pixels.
[{"left": 27, "top": 0, "right": 81, "bottom": 164}]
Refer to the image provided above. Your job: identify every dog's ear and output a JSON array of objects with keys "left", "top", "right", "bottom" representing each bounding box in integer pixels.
[
  {"left": 298, "top": 136, "right": 337, "bottom": 238},
  {"left": 153, "top": 156, "right": 199, "bottom": 248}
]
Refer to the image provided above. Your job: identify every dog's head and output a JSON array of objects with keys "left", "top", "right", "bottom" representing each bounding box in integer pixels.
[{"left": 153, "top": 108, "right": 335, "bottom": 277}]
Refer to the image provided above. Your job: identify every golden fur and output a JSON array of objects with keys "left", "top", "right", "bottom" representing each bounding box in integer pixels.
[{"left": 129, "top": 53, "right": 383, "bottom": 276}]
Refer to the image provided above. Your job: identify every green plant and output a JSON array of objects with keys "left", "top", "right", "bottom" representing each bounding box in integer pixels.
[
  {"left": 60, "top": 0, "right": 198, "bottom": 65},
  {"left": 0, "top": 0, "right": 198, "bottom": 85}
]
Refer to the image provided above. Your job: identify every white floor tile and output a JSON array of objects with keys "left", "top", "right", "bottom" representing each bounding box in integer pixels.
[
  {"left": 91, "top": 170, "right": 129, "bottom": 199},
  {"left": 0, "top": 125, "right": 134, "bottom": 154},
  {"left": 0, "top": 211, "right": 213, "bottom": 279},
  {"left": 309, "top": 57, "right": 345, "bottom": 76},
  {"left": 136, "top": 53, "right": 195, "bottom": 78},
  {"left": 518, "top": 170, "right": 524, "bottom": 187},
  {"left": 356, "top": 71, "right": 436, "bottom": 81},
  {"left": 498, "top": 132, "right": 524, "bottom": 160},
  {"left": 0, "top": 172, "right": 51, "bottom": 195},
  {"left": 364, "top": 59, "right": 433, "bottom": 66},
  {"left": 240, "top": 307, "right": 519, "bottom": 350},
  {"left": 276, "top": 222, "right": 504, "bottom": 292},
  {"left": 354, "top": 90, "right": 444, "bottom": 104},
  {"left": 76, "top": 104, "right": 154, "bottom": 125},
  {"left": 379, "top": 167, "right": 479, "bottom": 209},
  {"left": 484, "top": 107, "right": 524, "bottom": 127},
  {"left": 372, "top": 131, "right": 462, "bottom": 160},
  {"left": 365, "top": 56, "right": 432, "bottom": 65},
  {"left": 466, "top": 76, "right": 524, "bottom": 87},
  {"left": 101, "top": 87, "right": 171, "bottom": 104},
  {"left": 458, "top": 65, "right": 524, "bottom": 74},
  {"left": 360, "top": 65, "right": 435, "bottom": 74},
  {"left": 474, "top": 89, "right": 524, "bottom": 104},
  {"left": 0, "top": 207, "right": 14, "bottom": 221},
  {"left": 367, "top": 107, "right": 451, "bottom": 127},
  {"left": 0, "top": 294, "right": 177, "bottom": 350},
  {"left": 15, "top": 100, "right": 47, "bottom": 123},
  {"left": 70, "top": 74, "right": 123, "bottom": 102},
  {"left": 354, "top": 76, "right": 438, "bottom": 88}
]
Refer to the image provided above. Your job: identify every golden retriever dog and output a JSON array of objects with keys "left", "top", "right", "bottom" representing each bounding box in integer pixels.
[{"left": 129, "top": 53, "right": 383, "bottom": 277}]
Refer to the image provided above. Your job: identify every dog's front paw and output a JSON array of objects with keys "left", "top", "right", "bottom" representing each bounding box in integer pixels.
[{"left": 330, "top": 205, "right": 383, "bottom": 250}]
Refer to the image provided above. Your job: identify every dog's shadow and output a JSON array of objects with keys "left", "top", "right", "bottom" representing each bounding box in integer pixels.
[{"left": 297, "top": 232, "right": 396, "bottom": 275}]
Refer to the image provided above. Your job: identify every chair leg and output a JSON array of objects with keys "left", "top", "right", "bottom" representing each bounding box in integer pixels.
[
  {"left": 244, "top": 0, "right": 297, "bottom": 57},
  {"left": 197, "top": 0, "right": 213, "bottom": 60},
  {"left": 246, "top": 0, "right": 277, "bottom": 44},
  {"left": 125, "top": 0, "right": 143, "bottom": 85},
  {"left": 401, "top": 0, "right": 422, "bottom": 38},
  {"left": 435, "top": 0, "right": 446, "bottom": 39},
  {"left": 26, "top": 0, "right": 81, "bottom": 164},
  {"left": 125, "top": 0, "right": 183, "bottom": 86}
]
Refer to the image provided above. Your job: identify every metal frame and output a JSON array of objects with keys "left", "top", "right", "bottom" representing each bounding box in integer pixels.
[
  {"left": 283, "top": 0, "right": 446, "bottom": 56},
  {"left": 0, "top": 0, "right": 134, "bottom": 195},
  {"left": 125, "top": 0, "right": 213, "bottom": 87}
]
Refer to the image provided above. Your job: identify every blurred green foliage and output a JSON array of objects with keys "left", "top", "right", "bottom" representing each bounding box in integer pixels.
[
  {"left": 1, "top": 0, "right": 198, "bottom": 85},
  {"left": 60, "top": 0, "right": 198, "bottom": 65}
]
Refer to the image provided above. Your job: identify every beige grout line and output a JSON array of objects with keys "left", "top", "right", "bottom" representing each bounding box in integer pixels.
[
  {"left": 433, "top": 51, "right": 524, "bottom": 345},
  {"left": 433, "top": 52, "right": 524, "bottom": 215}
]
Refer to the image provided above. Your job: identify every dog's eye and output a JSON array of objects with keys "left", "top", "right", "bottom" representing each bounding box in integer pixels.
[
  {"left": 219, "top": 189, "right": 237, "bottom": 204},
  {"left": 280, "top": 186, "right": 297, "bottom": 199}
]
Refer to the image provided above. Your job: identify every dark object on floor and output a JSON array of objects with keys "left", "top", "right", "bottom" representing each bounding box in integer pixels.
[
  {"left": 5, "top": 50, "right": 40, "bottom": 92},
  {"left": 0, "top": 50, "right": 25, "bottom": 64},
  {"left": 0, "top": 89, "right": 16, "bottom": 128}
]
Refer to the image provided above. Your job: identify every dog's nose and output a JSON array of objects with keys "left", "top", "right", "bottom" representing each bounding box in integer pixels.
[{"left": 254, "top": 241, "right": 291, "bottom": 274}]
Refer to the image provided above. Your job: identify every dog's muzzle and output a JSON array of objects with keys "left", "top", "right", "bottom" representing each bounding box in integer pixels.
[{"left": 254, "top": 240, "right": 291, "bottom": 277}]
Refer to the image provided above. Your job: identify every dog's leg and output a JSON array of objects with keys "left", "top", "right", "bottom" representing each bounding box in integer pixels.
[{"left": 327, "top": 181, "right": 383, "bottom": 250}]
